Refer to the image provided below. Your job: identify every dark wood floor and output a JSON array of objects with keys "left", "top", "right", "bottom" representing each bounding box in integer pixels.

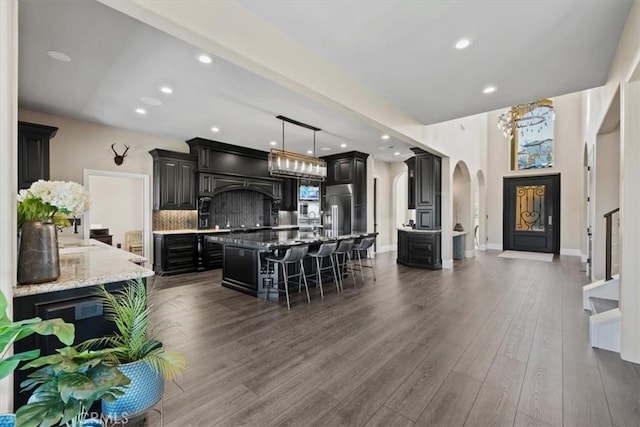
[{"left": 146, "top": 251, "right": 640, "bottom": 426}]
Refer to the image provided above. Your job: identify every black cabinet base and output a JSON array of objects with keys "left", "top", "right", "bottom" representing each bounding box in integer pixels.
[{"left": 396, "top": 258, "right": 442, "bottom": 270}]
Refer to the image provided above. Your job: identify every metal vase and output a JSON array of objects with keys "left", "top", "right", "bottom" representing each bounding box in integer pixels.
[{"left": 17, "top": 220, "right": 60, "bottom": 285}]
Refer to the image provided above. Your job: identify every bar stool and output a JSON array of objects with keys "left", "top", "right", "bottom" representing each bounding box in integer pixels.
[
  {"left": 351, "top": 235, "right": 377, "bottom": 284},
  {"left": 332, "top": 238, "right": 356, "bottom": 291},
  {"left": 264, "top": 245, "right": 310, "bottom": 310},
  {"left": 306, "top": 241, "right": 339, "bottom": 299}
]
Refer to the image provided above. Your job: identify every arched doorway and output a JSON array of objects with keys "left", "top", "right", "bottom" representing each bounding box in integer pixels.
[
  {"left": 452, "top": 161, "right": 472, "bottom": 258},
  {"left": 392, "top": 171, "right": 407, "bottom": 245},
  {"left": 476, "top": 170, "right": 486, "bottom": 250}
]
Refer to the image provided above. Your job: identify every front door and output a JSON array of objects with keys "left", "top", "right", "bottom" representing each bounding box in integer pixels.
[{"left": 503, "top": 174, "right": 560, "bottom": 254}]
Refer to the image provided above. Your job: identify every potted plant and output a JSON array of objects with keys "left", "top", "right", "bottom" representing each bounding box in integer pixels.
[
  {"left": 15, "top": 347, "right": 130, "bottom": 427},
  {"left": 0, "top": 290, "right": 75, "bottom": 427},
  {"left": 17, "top": 180, "right": 90, "bottom": 284},
  {"left": 80, "top": 277, "right": 185, "bottom": 421}
]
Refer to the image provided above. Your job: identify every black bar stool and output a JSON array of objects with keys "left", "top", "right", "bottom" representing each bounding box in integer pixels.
[
  {"left": 332, "top": 238, "right": 356, "bottom": 291},
  {"left": 306, "top": 241, "right": 339, "bottom": 298},
  {"left": 351, "top": 235, "right": 377, "bottom": 284},
  {"left": 264, "top": 245, "right": 310, "bottom": 310}
]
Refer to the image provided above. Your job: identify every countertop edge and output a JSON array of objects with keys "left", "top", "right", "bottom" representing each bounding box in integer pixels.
[{"left": 396, "top": 228, "right": 442, "bottom": 234}]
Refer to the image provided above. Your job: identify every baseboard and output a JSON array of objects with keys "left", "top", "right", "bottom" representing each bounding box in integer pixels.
[
  {"left": 581, "top": 254, "right": 588, "bottom": 263},
  {"left": 477, "top": 244, "right": 487, "bottom": 251},
  {"left": 560, "top": 248, "right": 582, "bottom": 257},
  {"left": 487, "top": 243, "right": 503, "bottom": 251},
  {"left": 442, "top": 259, "right": 453, "bottom": 269},
  {"left": 376, "top": 245, "right": 396, "bottom": 254},
  {"left": 465, "top": 250, "right": 476, "bottom": 258}
]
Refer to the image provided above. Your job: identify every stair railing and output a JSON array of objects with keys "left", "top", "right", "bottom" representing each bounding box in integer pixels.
[{"left": 604, "top": 207, "right": 620, "bottom": 281}]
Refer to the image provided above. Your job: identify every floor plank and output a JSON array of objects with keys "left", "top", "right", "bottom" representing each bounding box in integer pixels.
[{"left": 140, "top": 251, "right": 640, "bottom": 426}]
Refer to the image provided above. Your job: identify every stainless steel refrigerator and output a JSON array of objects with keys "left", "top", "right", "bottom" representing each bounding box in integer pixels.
[{"left": 323, "top": 184, "right": 354, "bottom": 236}]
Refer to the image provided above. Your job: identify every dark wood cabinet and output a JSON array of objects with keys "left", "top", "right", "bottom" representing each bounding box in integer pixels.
[
  {"left": 281, "top": 178, "right": 298, "bottom": 211},
  {"left": 12, "top": 281, "right": 128, "bottom": 410},
  {"left": 153, "top": 233, "right": 198, "bottom": 274},
  {"left": 410, "top": 149, "right": 441, "bottom": 230},
  {"left": 150, "top": 149, "right": 197, "bottom": 210},
  {"left": 198, "top": 173, "right": 282, "bottom": 200},
  {"left": 405, "top": 157, "right": 415, "bottom": 210},
  {"left": 397, "top": 230, "right": 441, "bottom": 269},
  {"left": 322, "top": 151, "right": 368, "bottom": 233},
  {"left": 18, "top": 121, "right": 58, "bottom": 190}
]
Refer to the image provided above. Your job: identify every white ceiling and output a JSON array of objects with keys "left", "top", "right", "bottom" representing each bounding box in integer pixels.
[{"left": 18, "top": 0, "right": 633, "bottom": 162}]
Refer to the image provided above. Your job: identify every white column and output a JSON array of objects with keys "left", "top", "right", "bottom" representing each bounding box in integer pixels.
[
  {"left": 441, "top": 157, "right": 453, "bottom": 268},
  {"left": 620, "top": 80, "right": 640, "bottom": 363},
  {"left": 0, "top": 0, "right": 19, "bottom": 413}
]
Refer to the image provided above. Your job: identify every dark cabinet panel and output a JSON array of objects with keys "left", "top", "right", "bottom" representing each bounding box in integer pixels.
[
  {"left": 153, "top": 233, "right": 197, "bottom": 275},
  {"left": 150, "top": 149, "right": 197, "bottom": 210},
  {"left": 396, "top": 230, "right": 441, "bottom": 270},
  {"left": 410, "top": 149, "right": 441, "bottom": 230},
  {"left": 18, "top": 121, "right": 58, "bottom": 190},
  {"left": 198, "top": 173, "right": 282, "bottom": 199},
  {"left": 405, "top": 157, "right": 415, "bottom": 209},
  {"left": 354, "top": 158, "right": 367, "bottom": 206},
  {"left": 281, "top": 178, "right": 298, "bottom": 211}
]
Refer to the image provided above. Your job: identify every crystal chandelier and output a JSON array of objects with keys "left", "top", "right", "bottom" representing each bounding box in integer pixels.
[
  {"left": 268, "top": 115, "right": 327, "bottom": 181},
  {"left": 497, "top": 99, "right": 555, "bottom": 139}
]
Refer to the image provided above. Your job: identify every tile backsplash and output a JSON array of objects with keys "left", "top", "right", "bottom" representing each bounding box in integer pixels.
[
  {"left": 210, "top": 190, "right": 274, "bottom": 228},
  {"left": 153, "top": 210, "right": 197, "bottom": 230}
]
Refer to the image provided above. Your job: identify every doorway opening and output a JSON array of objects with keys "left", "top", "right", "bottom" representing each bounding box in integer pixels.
[
  {"left": 503, "top": 174, "right": 560, "bottom": 254},
  {"left": 83, "top": 169, "right": 150, "bottom": 259}
]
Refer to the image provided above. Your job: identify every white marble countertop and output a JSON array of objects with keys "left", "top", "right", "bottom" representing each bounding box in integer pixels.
[
  {"left": 153, "top": 225, "right": 299, "bottom": 235},
  {"left": 396, "top": 227, "right": 442, "bottom": 234},
  {"left": 14, "top": 238, "right": 154, "bottom": 297}
]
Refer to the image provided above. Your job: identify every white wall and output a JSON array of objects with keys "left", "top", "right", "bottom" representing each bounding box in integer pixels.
[
  {"left": 88, "top": 175, "right": 144, "bottom": 250},
  {"left": 592, "top": 131, "right": 620, "bottom": 279},
  {"left": 486, "top": 91, "right": 584, "bottom": 255},
  {"left": 371, "top": 159, "right": 394, "bottom": 252},
  {"left": 0, "top": 0, "right": 18, "bottom": 413}
]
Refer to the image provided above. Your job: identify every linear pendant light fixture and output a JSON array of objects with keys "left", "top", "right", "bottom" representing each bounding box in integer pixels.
[{"left": 268, "top": 115, "right": 327, "bottom": 181}]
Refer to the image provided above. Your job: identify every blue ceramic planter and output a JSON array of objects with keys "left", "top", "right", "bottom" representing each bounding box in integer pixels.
[
  {"left": 101, "top": 360, "right": 163, "bottom": 421},
  {"left": 0, "top": 414, "right": 15, "bottom": 427}
]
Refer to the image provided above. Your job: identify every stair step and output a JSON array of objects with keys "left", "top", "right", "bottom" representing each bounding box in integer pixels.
[{"left": 589, "top": 296, "right": 619, "bottom": 314}]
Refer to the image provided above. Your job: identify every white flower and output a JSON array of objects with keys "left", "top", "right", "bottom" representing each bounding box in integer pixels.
[{"left": 20, "top": 180, "right": 90, "bottom": 216}]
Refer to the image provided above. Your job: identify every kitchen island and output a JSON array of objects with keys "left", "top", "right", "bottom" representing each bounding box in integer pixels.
[
  {"left": 207, "top": 229, "right": 371, "bottom": 299},
  {"left": 12, "top": 238, "right": 154, "bottom": 410}
]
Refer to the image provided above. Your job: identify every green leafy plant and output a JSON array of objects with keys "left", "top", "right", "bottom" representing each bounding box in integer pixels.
[
  {"left": 80, "top": 278, "right": 186, "bottom": 380},
  {"left": 16, "top": 347, "right": 130, "bottom": 427},
  {"left": 0, "top": 290, "right": 74, "bottom": 380}
]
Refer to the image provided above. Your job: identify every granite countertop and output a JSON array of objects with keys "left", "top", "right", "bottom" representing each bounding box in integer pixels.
[
  {"left": 153, "top": 225, "right": 299, "bottom": 235},
  {"left": 206, "top": 229, "right": 372, "bottom": 250},
  {"left": 14, "top": 238, "right": 154, "bottom": 297},
  {"left": 397, "top": 227, "right": 442, "bottom": 234}
]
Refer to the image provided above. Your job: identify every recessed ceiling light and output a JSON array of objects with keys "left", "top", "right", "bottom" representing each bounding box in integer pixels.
[
  {"left": 270, "top": 141, "right": 277, "bottom": 146},
  {"left": 381, "top": 134, "right": 390, "bottom": 140},
  {"left": 160, "top": 86, "right": 173, "bottom": 94},
  {"left": 394, "top": 152, "right": 401, "bottom": 156},
  {"left": 307, "top": 150, "right": 313, "bottom": 154},
  {"left": 47, "top": 51, "right": 71, "bottom": 62},
  {"left": 483, "top": 86, "right": 497, "bottom": 94},
  {"left": 141, "top": 96, "right": 162, "bottom": 106},
  {"left": 211, "top": 127, "right": 220, "bottom": 133},
  {"left": 340, "top": 143, "right": 347, "bottom": 148},
  {"left": 320, "top": 147, "right": 332, "bottom": 151},
  {"left": 455, "top": 39, "right": 471, "bottom": 50},
  {"left": 197, "top": 53, "right": 213, "bottom": 64},
  {"left": 135, "top": 108, "right": 147, "bottom": 115}
]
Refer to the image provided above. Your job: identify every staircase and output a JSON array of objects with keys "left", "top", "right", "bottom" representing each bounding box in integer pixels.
[{"left": 583, "top": 207, "right": 620, "bottom": 352}]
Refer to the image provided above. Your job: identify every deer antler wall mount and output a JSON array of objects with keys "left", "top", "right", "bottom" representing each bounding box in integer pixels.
[{"left": 111, "top": 143, "right": 130, "bottom": 166}]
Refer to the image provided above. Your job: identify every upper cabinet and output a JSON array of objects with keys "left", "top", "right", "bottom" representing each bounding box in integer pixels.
[
  {"left": 18, "top": 121, "right": 58, "bottom": 190},
  {"left": 410, "top": 148, "right": 441, "bottom": 230},
  {"left": 149, "top": 149, "right": 197, "bottom": 210},
  {"left": 322, "top": 151, "right": 369, "bottom": 232}
]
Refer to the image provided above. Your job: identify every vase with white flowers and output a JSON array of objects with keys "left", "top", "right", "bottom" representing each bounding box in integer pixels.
[{"left": 17, "top": 180, "right": 90, "bottom": 285}]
